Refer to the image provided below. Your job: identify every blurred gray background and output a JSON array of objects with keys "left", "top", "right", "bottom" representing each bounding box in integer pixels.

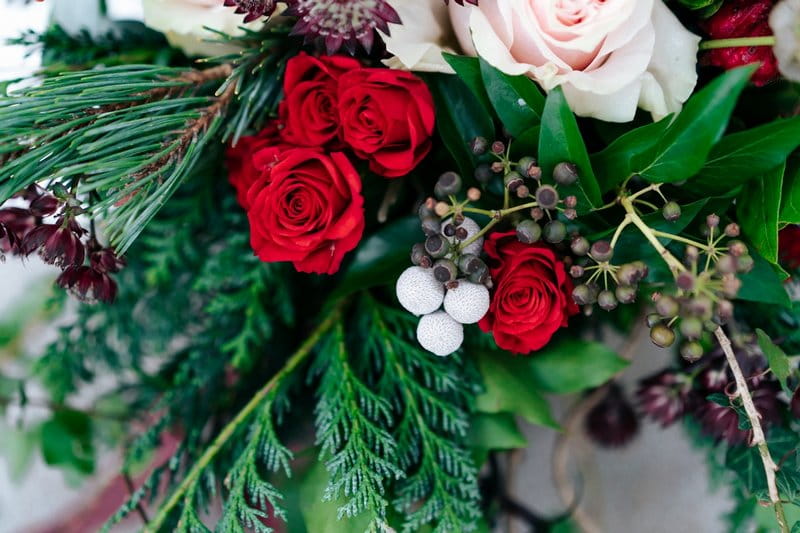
[{"left": 0, "top": 2, "right": 734, "bottom": 531}]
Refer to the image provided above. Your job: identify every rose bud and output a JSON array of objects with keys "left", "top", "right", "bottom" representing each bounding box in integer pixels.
[{"left": 553, "top": 162, "right": 578, "bottom": 186}]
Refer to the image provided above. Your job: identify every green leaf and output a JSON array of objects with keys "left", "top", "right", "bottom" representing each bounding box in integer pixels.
[
  {"left": 479, "top": 57, "right": 545, "bottom": 138},
  {"left": 468, "top": 412, "right": 528, "bottom": 451},
  {"left": 474, "top": 352, "right": 558, "bottom": 429},
  {"left": 538, "top": 87, "right": 601, "bottom": 212},
  {"left": 591, "top": 117, "right": 671, "bottom": 193},
  {"left": 442, "top": 54, "right": 493, "bottom": 118},
  {"left": 299, "top": 459, "right": 374, "bottom": 533},
  {"left": 780, "top": 155, "right": 800, "bottom": 224},
  {"left": 736, "top": 251, "right": 791, "bottom": 307},
  {"left": 40, "top": 409, "right": 94, "bottom": 475},
  {"left": 737, "top": 164, "right": 784, "bottom": 266},
  {"left": 425, "top": 73, "right": 495, "bottom": 178},
  {"left": 691, "top": 117, "right": 800, "bottom": 196},
  {"left": 332, "top": 217, "right": 420, "bottom": 299},
  {"left": 635, "top": 66, "right": 756, "bottom": 184},
  {"left": 755, "top": 329, "right": 792, "bottom": 391},
  {"left": 528, "top": 339, "right": 629, "bottom": 394}
]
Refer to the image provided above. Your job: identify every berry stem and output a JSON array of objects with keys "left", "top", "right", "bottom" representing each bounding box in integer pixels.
[
  {"left": 699, "top": 36, "right": 777, "bottom": 50},
  {"left": 143, "top": 300, "right": 348, "bottom": 533},
  {"left": 609, "top": 216, "right": 633, "bottom": 249},
  {"left": 459, "top": 218, "right": 500, "bottom": 251},
  {"left": 713, "top": 326, "right": 790, "bottom": 533},
  {"left": 649, "top": 230, "right": 710, "bottom": 252},
  {"left": 620, "top": 196, "right": 686, "bottom": 274}
]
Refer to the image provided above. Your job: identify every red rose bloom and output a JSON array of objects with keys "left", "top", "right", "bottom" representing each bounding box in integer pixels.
[
  {"left": 246, "top": 149, "right": 365, "bottom": 275},
  {"left": 226, "top": 122, "right": 292, "bottom": 209},
  {"left": 338, "top": 68, "right": 435, "bottom": 178},
  {"left": 278, "top": 53, "right": 362, "bottom": 147},
  {"left": 703, "top": 0, "right": 779, "bottom": 86},
  {"left": 479, "top": 232, "right": 579, "bottom": 354}
]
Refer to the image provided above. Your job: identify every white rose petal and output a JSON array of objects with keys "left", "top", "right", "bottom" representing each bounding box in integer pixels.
[
  {"left": 444, "top": 281, "right": 490, "bottom": 324},
  {"left": 417, "top": 311, "right": 464, "bottom": 356},
  {"left": 396, "top": 266, "right": 445, "bottom": 316},
  {"left": 770, "top": 0, "right": 800, "bottom": 82}
]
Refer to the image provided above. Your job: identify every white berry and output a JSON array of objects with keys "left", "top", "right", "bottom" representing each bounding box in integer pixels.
[
  {"left": 416, "top": 311, "right": 464, "bottom": 357},
  {"left": 444, "top": 217, "right": 483, "bottom": 255},
  {"left": 396, "top": 266, "right": 445, "bottom": 316},
  {"left": 444, "top": 281, "right": 490, "bottom": 324}
]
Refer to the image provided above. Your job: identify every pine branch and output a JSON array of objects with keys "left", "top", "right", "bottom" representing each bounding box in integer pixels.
[
  {"left": 365, "top": 299, "right": 482, "bottom": 533},
  {"left": 312, "top": 323, "right": 404, "bottom": 526}
]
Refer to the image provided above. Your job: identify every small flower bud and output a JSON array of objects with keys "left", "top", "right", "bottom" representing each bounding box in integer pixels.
[
  {"left": 543, "top": 220, "right": 567, "bottom": 243},
  {"left": 728, "top": 240, "right": 748, "bottom": 257},
  {"left": 433, "top": 259, "right": 458, "bottom": 283},
  {"left": 535, "top": 185, "right": 559, "bottom": 209},
  {"left": 617, "top": 263, "right": 644, "bottom": 286},
  {"left": 662, "top": 201, "right": 682, "bottom": 222},
  {"left": 655, "top": 295, "right": 680, "bottom": 318},
  {"left": 467, "top": 187, "right": 482, "bottom": 202},
  {"left": 553, "top": 162, "right": 578, "bottom": 186},
  {"left": 736, "top": 254, "right": 754, "bottom": 273},
  {"left": 716, "top": 254, "right": 737, "bottom": 274},
  {"left": 491, "top": 161, "right": 506, "bottom": 173},
  {"left": 721, "top": 273, "right": 742, "bottom": 298},
  {"left": 676, "top": 272, "right": 695, "bottom": 291},
  {"left": 686, "top": 296, "right": 713, "bottom": 320},
  {"left": 572, "top": 284, "right": 596, "bottom": 305},
  {"left": 646, "top": 313, "right": 662, "bottom": 328},
  {"left": 570, "top": 265, "right": 585, "bottom": 278},
  {"left": 516, "top": 220, "right": 542, "bottom": 244},
  {"left": 706, "top": 214, "right": 720, "bottom": 229},
  {"left": 680, "top": 341, "right": 704, "bottom": 362},
  {"left": 504, "top": 171, "right": 525, "bottom": 192},
  {"left": 571, "top": 236, "right": 590, "bottom": 256},
  {"left": 590, "top": 240, "right": 613, "bottom": 262},
  {"left": 564, "top": 195, "right": 577, "bottom": 209},
  {"left": 724, "top": 223, "right": 740, "bottom": 238},
  {"left": 458, "top": 254, "right": 485, "bottom": 275},
  {"left": 435, "top": 171, "right": 462, "bottom": 199},
  {"left": 650, "top": 324, "right": 676, "bottom": 348},
  {"left": 516, "top": 185, "right": 530, "bottom": 199},
  {"left": 411, "top": 243, "right": 432, "bottom": 268},
  {"left": 563, "top": 208, "right": 577, "bottom": 220},
  {"left": 425, "top": 234, "right": 450, "bottom": 258},
  {"left": 444, "top": 281, "right": 490, "bottom": 324},
  {"left": 527, "top": 165, "right": 543, "bottom": 181},
  {"left": 434, "top": 201, "right": 450, "bottom": 217},
  {"left": 518, "top": 156, "right": 537, "bottom": 177},
  {"left": 470, "top": 136, "right": 489, "bottom": 155},
  {"left": 684, "top": 246, "right": 700, "bottom": 264},
  {"left": 396, "top": 266, "right": 445, "bottom": 316},
  {"left": 598, "top": 290, "right": 618, "bottom": 311},
  {"left": 491, "top": 140, "right": 506, "bottom": 154},
  {"left": 421, "top": 216, "right": 441, "bottom": 237},
  {"left": 679, "top": 317, "right": 703, "bottom": 340},
  {"left": 715, "top": 299, "right": 734, "bottom": 324},
  {"left": 530, "top": 207, "right": 545, "bottom": 221},
  {"left": 615, "top": 285, "right": 637, "bottom": 304},
  {"left": 474, "top": 164, "right": 493, "bottom": 184}
]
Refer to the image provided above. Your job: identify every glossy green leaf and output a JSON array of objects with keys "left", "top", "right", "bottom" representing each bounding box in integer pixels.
[
  {"left": 755, "top": 329, "right": 791, "bottom": 391},
  {"left": 442, "top": 53, "right": 493, "bottom": 118},
  {"left": 468, "top": 412, "right": 528, "bottom": 451},
  {"left": 332, "top": 217, "right": 420, "bottom": 299},
  {"left": 635, "top": 66, "right": 756, "bottom": 184},
  {"left": 528, "top": 339, "right": 629, "bottom": 394},
  {"left": 590, "top": 117, "right": 671, "bottom": 193},
  {"left": 736, "top": 251, "right": 791, "bottom": 307},
  {"left": 737, "top": 164, "right": 784, "bottom": 266},
  {"left": 474, "top": 351, "right": 559, "bottom": 429},
  {"left": 538, "top": 87, "right": 601, "bottom": 212},
  {"left": 479, "top": 58, "right": 545, "bottom": 138},
  {"left": 692, "top": 116, "right": 800, "bottom": 196},
  {"left": 780, "top": 155, "right": 800, "bottom": 224}
]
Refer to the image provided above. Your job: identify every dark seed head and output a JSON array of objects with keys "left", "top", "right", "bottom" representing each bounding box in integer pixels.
[
  {"left": 433, "top": 259, "right": 458, "bottom": 282},
  {"left": 572, "top": 284, "right": 595, "bottom": 305},
  {"left": 435, "top": 171, "right": 462, "bottom": 199},
  {"left": 553, "top": 162, "right": 578, "bottom": 186},
  {"left": 491, "top": 140, "right": 506, "bottom": 154},
  {"left": 424, "top": 234, "right": 450, "bottom": 258},
  {"left": 676, "top": 272, "right": 695, "bottom": 291},
  {"left": 458, "top": 254, "right": 485, "bottom": 275},
  {"left": 736, "top": 254, "right": 754, "bottom": 273},
  {"left": 535, "top": 185, "right": 559, "bottom": 209},
  {"left": 455, "top": 227, "right": 469, "bottom": 241},
  {"left": 411, "top": 243, "right": 432, "bottom": 268},
  {"left": 516, "top": 220, "right": 542, "bottom": 244},
  {"left": 518, "top": 156, "right": 537, "bottom": 177},
  {"left": 421, "top": 216, "right": 441, "bottom": 237},
  {"left": 590, "top": 240, "right": 613, "bottom": 262},
  {"left": 543, "top": 220, "right": 567, "bottom": 244}
]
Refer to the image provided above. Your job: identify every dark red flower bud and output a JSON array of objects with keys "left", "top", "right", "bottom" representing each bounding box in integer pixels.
[
  {"left": 21, "top": 218, "right": 85, "bottom": 268},
  {"left": 90, "top": 247, "right": 125, "bottom": 273},
  {"left": 637, "top": 370, "right": 693, "bottom": 427},
  {"left": 28, "top": 194, "right": 60, "bottom": 217},
  {"left": 585, "top": 384, "right": 640, "bottom": 448}
]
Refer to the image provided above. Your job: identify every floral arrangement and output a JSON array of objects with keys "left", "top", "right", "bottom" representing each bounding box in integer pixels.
[{"left": 3, "top": 0, "right": 800, "bottom": 531}]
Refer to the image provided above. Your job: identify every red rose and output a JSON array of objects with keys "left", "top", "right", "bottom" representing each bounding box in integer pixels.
[
  {"left": 338, "top": 68, "right": 435, "bottom": 178},
  {"left": 478, "top": 232, "right": 579, "bottom": 354},
  {"left": 278, "top": 53, "right": 362, "bottom": 147},
  {"left": 703, "top": 0, "right": 779, "bottom": 86},
  {"left": 226, "top": 122, "right": 291, "bottom": 209},
  {"left": 246, "top": 149, "right": 365, "bottom": 275}
]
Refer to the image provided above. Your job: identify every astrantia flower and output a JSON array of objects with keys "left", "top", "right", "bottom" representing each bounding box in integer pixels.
[
  {"left": 57, "top": 266, "right": 118, "bottom": 304},
  {"left": 585, "top": 385, "right": 640, "bottom": 448},
  {"left": 285, "top": 0, "right": 402, "bottom": 54},
  {"left": 637, "top": 370, "right": 694, "bottom": 428},
  {"left": 0, "top": 207, "right": 34, "bottom": 253},
  {"left": 695, "top": 384, "right": 781, "bottom": 445},
  {"left": 222, "top": 0, "right": 279, "bottom": 22},
  {"left": 21, "top": 218, "right": 86, "bottom": 268}
]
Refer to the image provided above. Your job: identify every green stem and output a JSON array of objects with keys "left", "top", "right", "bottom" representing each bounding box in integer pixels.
[
  {"left": 460, "top": 218, "right": 499, "bottom": 251},
  {"left": 620, "top": 197, "right": 686, "bottom": 274},
  {"left": 143, "top": 302, "right": 347, "bottom": 533},
  {"left": 700, "top": 36, "right": 777, "bottom": 50},
  {"left": 649, "top": 230, "right": 710, "bottom": 252}
]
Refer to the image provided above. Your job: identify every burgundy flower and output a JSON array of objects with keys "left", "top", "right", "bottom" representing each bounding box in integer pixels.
[
  {"left": 90, "top": 246, "right": 126, "bottom": 273},
  {"left": 703, "top": 0, "right": 779, "bottom": 86},
  {"left": 695, "top": 384, "right": 781, "bottom": 445},
  {"left": 637, "top": 370, "right": 694, "bottom": 428},
  {"left": 21, "top": 218, "right": 86, "bottom": 268},
  {"left": 222, "top": 0, "right": 279, "bottom": 22},
  {"left": 0, "top": 208, "right": 34, "bottom": 253},
  {"left": 57, "top": 266, "right": 117, "bottom": 304},
  {"left": 285, "top": 0, "right": 401, "bottom": 54},
  {"left": 28, "top": 193, "right": 60, "bottom": 217},
  {"left": 585, "top": 385, "right": 640, "bottom": 448}
]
